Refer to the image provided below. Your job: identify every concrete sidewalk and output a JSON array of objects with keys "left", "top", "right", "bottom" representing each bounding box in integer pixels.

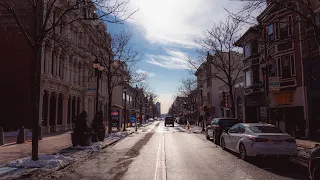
[{"left": 0, "top": 131, "right": 72, "bottom": 166}]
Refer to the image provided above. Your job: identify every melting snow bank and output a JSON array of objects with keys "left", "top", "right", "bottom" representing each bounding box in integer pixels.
[
  {"left": 0, "top": 130, "right": 134, "bottom": 179},
  {"left": 105, "top": 131, "right": 133, "bottom": 139},
  {"left": 7, "top": 154, "right": 72, "bottom": 170}
]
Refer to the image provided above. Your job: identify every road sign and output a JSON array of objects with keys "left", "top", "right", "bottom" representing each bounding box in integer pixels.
[{"left": 269, "top": 77, "right": 280, "bottom": 92}]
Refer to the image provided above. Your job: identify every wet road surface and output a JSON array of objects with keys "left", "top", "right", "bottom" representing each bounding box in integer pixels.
[{"left": 61, "top": 121, "right": 309, "bottom": 180}]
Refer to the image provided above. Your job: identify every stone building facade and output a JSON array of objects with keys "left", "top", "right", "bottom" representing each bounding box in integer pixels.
[{"left": 0, "top": 0, "right": 111, "bottom": 132}]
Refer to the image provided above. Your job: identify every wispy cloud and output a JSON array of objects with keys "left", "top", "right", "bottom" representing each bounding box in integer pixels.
[
  {"left": 136, "top": 69, "right": 156, "bottom": 77},
  {"left": 146, "top": 49, "right": 190, "bottom": 70},
  {"left": 128, "top": 0, "right": 243, "bottom": 46}
]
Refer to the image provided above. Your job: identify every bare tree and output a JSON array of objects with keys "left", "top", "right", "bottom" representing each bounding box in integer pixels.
[
  {"left": 89, "top": 29, "right": 146, "bottom": 133},
  {"left": 189, "top": 17, "right": 244, "bottom": 118},
  {"left": 0, "top": 0, "right": 137, "bottom": 160},
  {"left": 176, "top": 78, "right": 198, "bottom": 121}
]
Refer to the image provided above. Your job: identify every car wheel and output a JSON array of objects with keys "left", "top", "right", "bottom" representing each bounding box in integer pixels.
[
  {"left": 206, "top": 131, "right": 210, "bottom": 140},
  {"left": 239, "top": 143, "right": 247, "bottom": 160},
  {"left": 312, "top": 164, "right": 320, "bottom": 180},
  {"left": 221, "top": 138, "right": 226, "bottom": 150},
  {"left": 214, "top": 134, "right": 220, "bottom": 145}
]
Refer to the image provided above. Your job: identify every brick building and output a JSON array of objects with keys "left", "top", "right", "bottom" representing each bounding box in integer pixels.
[{"left": 236, "top": 0, "right": 320, "bottom": 138}]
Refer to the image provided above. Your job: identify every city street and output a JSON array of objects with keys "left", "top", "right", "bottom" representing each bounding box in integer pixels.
[{"left": 56, "top": 121, "right": 309, "bottom": 180}]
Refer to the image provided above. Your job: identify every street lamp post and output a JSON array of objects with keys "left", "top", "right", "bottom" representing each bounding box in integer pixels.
[
  {"left": 123, "top": 86, "right": 127, "bottom": 131},
  {"left": 200, "top": 85, "right": 204, "bottom": 132},
  {"left": 135, "top": 85, "right": 138, "bottom": 132},
  {"left": 260, "top": 56, "right": 273, "bottom": 124},
  {"left": 93, "top": 59, "right": 104, "bottom": 139}
]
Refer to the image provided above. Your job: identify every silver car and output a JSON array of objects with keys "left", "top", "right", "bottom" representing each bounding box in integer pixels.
[{"left": 220, "top": 123, "right": 297, "bottom": 160}]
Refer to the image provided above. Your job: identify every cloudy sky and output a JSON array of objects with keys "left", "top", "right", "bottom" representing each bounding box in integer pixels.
[{"left": 107, "top": 0, "right": 244, "bottom": 114}]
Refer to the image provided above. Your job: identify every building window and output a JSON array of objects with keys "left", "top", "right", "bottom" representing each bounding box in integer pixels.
[
  {"left": 267, "top": 24, "right": 274, "bottom": 41},
  {"left": 252, "top": 66, "right": 260, "bottom": 84},
  {"left": 277, "top": 16, "right": 292, "bottom": 40},
  {"left": 51, "top": 50, "right": 55, "bottom": 75},
  {"left": 277, "top": 54, "right": 295, "bottom": 78},
  {"left": 314, "top": 12, "right": 319, "bottom": 25},
  {"left": 59, "top": 59, "right": 63, "bottom": 78},
  {"left": 244, "top": 43, "right": 251, "bottom": 58},
  {"left": 270, "top": 59, "right": 278, "bottom": 77},
  {"left": 245, "top": 71, "right": 251, "bottom": 87}
]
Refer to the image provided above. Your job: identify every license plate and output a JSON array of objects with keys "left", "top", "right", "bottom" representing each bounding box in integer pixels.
[{"left": 273, "top": 140, "right": 281, "bottom": 144}]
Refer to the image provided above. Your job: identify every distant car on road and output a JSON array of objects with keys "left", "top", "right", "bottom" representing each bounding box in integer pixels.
[
  {"left": 309, "top": 145, "right": 320, "bottom": 180},
  {"left": 206, "top": 118, "right": 239, "bottom": 144},
  {"left": 220, "top": 123, "right": 297, "bottom": 160},
  {"left": 165, "top": 116, "right": 174, "bottom": 127},
  {"left": 188, "top": 118, "right": 196, "bottom": 125}
]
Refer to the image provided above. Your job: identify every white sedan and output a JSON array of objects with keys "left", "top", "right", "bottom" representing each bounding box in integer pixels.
[{"left": 220, "top": 123, "right": 297, "bottom": 160}]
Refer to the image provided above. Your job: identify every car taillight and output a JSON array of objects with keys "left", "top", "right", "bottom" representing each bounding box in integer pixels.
[
  {"left": 286, "top": 139, "right": 296, "bottom": 143},
  {"left": 249, "top": 137, "right": 268, "bottom": 142},
  {"left": 216, "top": 125, "right": 220, "bottom": 129}
]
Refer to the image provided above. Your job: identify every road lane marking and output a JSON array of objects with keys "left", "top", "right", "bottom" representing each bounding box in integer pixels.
[{"left": 154, "top": 134, "right": 166, "bottom": 180}]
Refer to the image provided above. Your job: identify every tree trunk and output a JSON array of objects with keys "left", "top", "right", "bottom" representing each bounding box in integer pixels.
[
  {"left": 107, "top": 92, "right": 113, "bottom": 134},
  {"left": 31, "top": 43, "right": 42, "bottom": 161},
  {"left": 228, "top": 85, "right": 236, "bottom": 118}
]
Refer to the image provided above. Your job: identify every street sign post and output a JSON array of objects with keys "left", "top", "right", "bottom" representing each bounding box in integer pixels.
[{"left": 269, "top": 77, "right": 280, "bottom": 92}]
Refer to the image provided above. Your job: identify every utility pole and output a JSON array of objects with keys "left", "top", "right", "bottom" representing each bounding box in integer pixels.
[{"left": 200, "top": 85, "right": 204, "bottom": 131}]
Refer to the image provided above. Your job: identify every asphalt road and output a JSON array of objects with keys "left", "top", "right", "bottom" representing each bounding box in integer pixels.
[{"left": 61, "top": 121, "right": 309, "bottom": 180}]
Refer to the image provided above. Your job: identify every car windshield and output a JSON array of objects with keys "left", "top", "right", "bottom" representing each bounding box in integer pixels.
[
  {"left": 218, "top": 119, "right": 238, "bottom": 125},
  {"left": 249, "top": 126, "right": 285, "bottom": 133}
]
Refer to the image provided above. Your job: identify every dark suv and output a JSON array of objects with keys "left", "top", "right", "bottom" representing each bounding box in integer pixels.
[
  {"left": 309, "top": 145, "right": 320, "bottom": 180},
  {"left": 165, "top": 116, "right": 174, "bottom": 127},
  {"left": 206, "top": 118, "right": 239, "bottom": 145}
]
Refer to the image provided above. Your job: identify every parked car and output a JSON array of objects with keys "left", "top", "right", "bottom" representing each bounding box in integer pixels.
[
  {"left": 188, "top": 118, "right": 196, "bottom": 125},
  {"left": 206, "top": 118, "right": 239, "bottom": 144},
  {"left": 220, "top": 123, "right": 297, "bottom": 160},
  {"left": 165, "top": 116, "right": 174, "bottom": 127},
  {"left": 178, "top": 116, "right": 186, "bottom": 124},
  {"left": 309, "top": 145, "right": 320, "bottom": 180}
]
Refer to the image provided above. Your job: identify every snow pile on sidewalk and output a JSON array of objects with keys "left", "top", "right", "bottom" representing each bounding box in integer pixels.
[
  {"left": 70, "top": 131, "right": 133, "bottom": 152},
  {"left": 297, "top": 148, "right": 311, "bottom": 159},
  {"left": 4, "top": 129, "right": 33, "bottom": 137},
  {"left": 71, "top": 140, "right": 112, "bottom": 152},
  {"left": 105, "top": 131, "right": 132, "bottom": 140},
  {"left": 7, "top": 154, "right": 72, "bottom": 170}
]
